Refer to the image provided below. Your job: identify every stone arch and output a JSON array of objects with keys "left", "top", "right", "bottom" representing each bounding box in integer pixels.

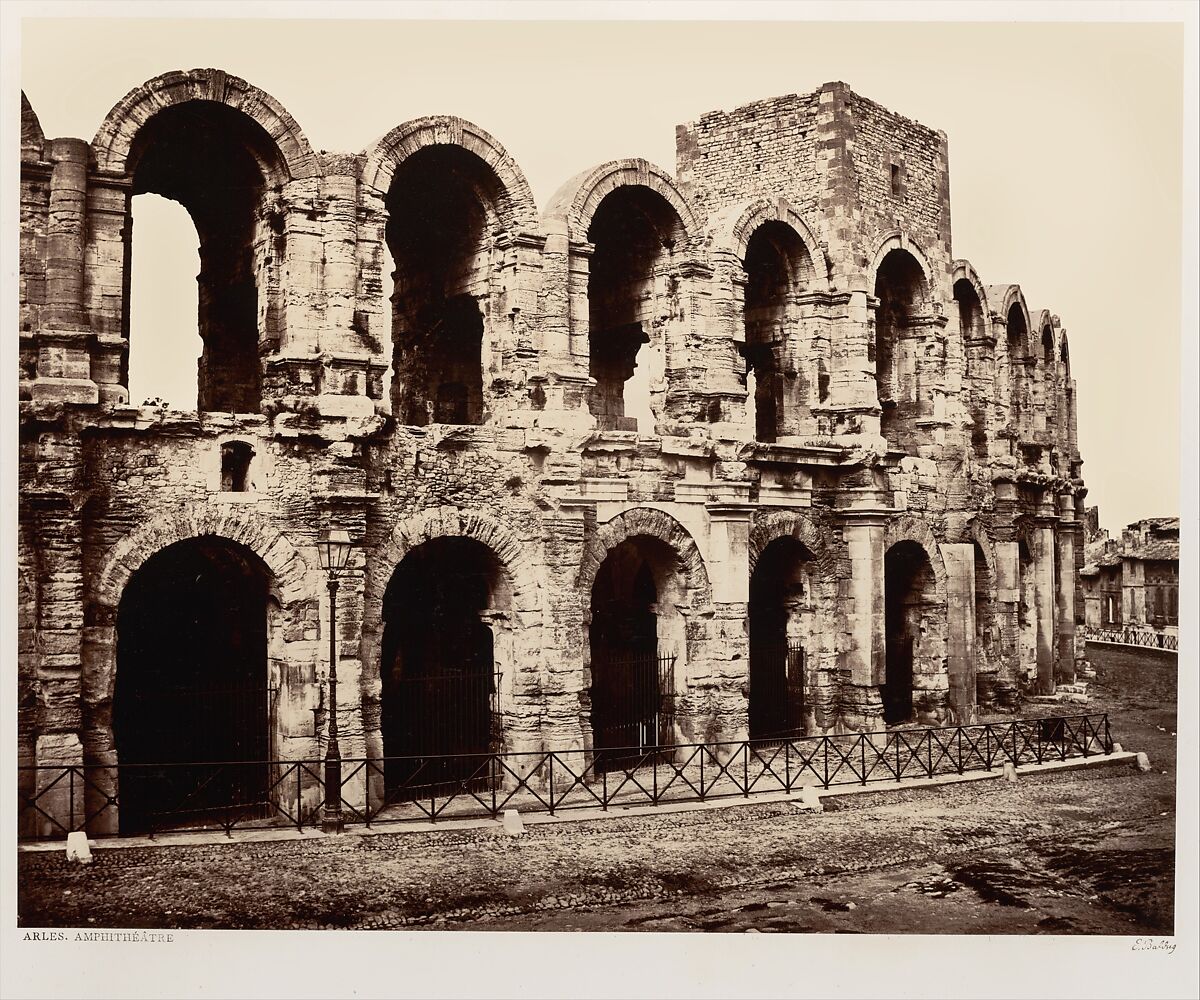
[
  {"left": 360, "top": 116, "right": 540, "bottom": 234},
  {"left": 883, "top": 515, "right": 948, "bottom": 602},
  {"left": 543, "top": 158, "right": 698, "bottom": 246},
  {"left": 577, "top": 507, "right": 711, "bottom": 606},
  {"left": 1031, "top": 308, "right": 1057, "bottom": 358},
  {"left": 989, "top": 284, "right": 1031, "bottom": 348},
  {"left": 710, "top": 198, "right": 830, "bottom": 291},
  {"left": 21, "top": 92, "right": 44, "bottom": 161},
  {"left": 80, "top": 503, "right": 318, "bottom": 836},
  {"left": 361, "top": 506, "right": 544, "bottom": 767},
  {"left": 952, "top": 259, "right": 990, "bottom": 319},
  {"left": 868, "top": 231, "right": 935, "bottom": 311},
  {"left": 967, "top": 518, "right": 999, "bottom": 583},
  {"left": 362, "top": 508, "right": 541, "bottom": 673},
  {"left": 748, "top": 509, "right": 837, "bottom": 580},
  {"left": 92, "top": 503, "right": 311, "bottom": 615},
  {"left": 1060, "top": 331, "right": 1071, "bottom": 375},
  {"left": 91, "top": 68, "right": 320, "bottom": 184}
]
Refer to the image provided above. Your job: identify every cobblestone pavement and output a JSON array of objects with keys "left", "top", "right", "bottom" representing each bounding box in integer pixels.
[{"left": 17, "top": 678, "right": 1177, "bottom": 934}]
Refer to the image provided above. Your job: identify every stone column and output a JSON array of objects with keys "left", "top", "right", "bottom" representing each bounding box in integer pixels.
[
  {"left": 840, "top": 509, "right": 887, "bottom": 727},
  {"left": 35, "top": 138, "right": 98, "bottom": 405},
  {"left": 1055, "top": 493, "right": 1078, "bottom": 685},
  {"left": 942, "top": 543, "right": 978, "bottom": 724},
  {"left": 1032, "top": 501, "right": 1058, "bottom": 696}
]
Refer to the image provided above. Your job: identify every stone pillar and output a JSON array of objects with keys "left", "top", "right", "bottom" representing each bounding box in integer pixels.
[
  {"left": 1055, "top": 494, "right": 1078, "bottom": 685},
  {"left": 32, "top": 498, "right": 87, "bottom": 836},
  {"left": 706, "top": 503, "right": 755, "bottom": 743},
  {"left": 35, "top": 137, "right": 98, "bottom": 405},
  {"left": 942, "top": 543, "right": 978, "bottom": 724},
  {"left": 840, "top": 510, "right": 887, "bottom": 729},
  {"left": 1032, "top": 502, "right": 1058, "bottom": 696},
  {"left": 993, "top": 538, "right": 1021, "bottom": 703}
]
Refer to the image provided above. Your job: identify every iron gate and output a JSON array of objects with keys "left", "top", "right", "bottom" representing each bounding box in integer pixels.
[
  {"left": 115, "top": 683, "right": 276, "bottom": 834},
  {"left": 590, "top": 651, "right": 677, "bottom": 771},
  {"left": 749, "top": 640, "right": 805, "bottom": 740},
  {"left": 385, "top": 670, "right": 502, "bottom": 800}
]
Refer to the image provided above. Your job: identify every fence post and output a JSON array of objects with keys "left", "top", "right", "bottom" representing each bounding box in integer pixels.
[
  {"left": 926, "top": 730, "right": 933, "bottom": 778},
  {"left": 860, "top": 737, "right": 867, "bottom": 786},
  {"left": 743, "top": 742, "right": 749, "bottom": 797},
  {"left": 548, "top": 754, "right": 555, "bottom": 816},
  {"left": 823, "top": 736, "right": 830, "bottom": 789}
]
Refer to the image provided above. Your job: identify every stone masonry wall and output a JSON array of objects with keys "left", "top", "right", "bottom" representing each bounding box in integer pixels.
[{"left": 17, "top": 69, "right": 1089, "bottom": 835}]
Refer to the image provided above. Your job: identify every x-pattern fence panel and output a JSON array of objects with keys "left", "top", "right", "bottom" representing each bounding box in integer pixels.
[
  {"left": 18, "top": 714, "right": 1113, "bottom": 841},
  {"left": 1080, "top": 625, "right": 1178, "bottom": 651}
]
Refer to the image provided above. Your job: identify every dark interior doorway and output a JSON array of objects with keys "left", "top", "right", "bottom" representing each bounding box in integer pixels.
[
  {"left": 380, "top": 537, "right": 502, "bottom": 798},
  {"left": 748, "top": 537, "right": 810, "bottom": 740},
  {"left": 588, "top": 538, "right": 677, "bottom": 769},
  {"left": 883, "top": 541, "right": 933, "bottom": 725},
  {"left": 113, "top": 537, "right": 272, "bottom": 834}
]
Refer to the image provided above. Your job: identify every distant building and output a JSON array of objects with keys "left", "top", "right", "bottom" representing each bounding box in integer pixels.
[{"left": 1081, "top": 514, "right": 1179, "bottom": 635}]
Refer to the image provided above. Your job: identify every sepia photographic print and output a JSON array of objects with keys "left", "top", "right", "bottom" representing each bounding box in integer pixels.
[{"left": 3, "top": 2, "right": 1196, "bottom": 998}]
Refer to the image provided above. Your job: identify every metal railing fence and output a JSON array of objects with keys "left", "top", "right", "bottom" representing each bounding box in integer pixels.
[{"left": 18, "top": 713, "right": 1113, "bottom": 842}]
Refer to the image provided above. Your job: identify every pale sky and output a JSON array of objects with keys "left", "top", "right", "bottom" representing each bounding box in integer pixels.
[{"left": 20, "top": 14, "right": 1185, "bottom": 533}]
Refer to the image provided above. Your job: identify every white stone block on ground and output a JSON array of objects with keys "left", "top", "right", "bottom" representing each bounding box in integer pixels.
[
  {"left": 1002, "top": 763, "right": 1018, "bottom": 782},
  {"left": 66, "top": 831, "right": 92, "bottom": 864},
  {"left": 1135, "top": 752, "right": 1152, "bottom": 773},
  {"left": 502, "top": 809, "right": 525, "bottom": 836}
]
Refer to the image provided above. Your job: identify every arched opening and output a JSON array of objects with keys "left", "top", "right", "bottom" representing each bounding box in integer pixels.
[
  {"left": 588, "top": 536, "right": 683, "bottom": 767},
  {"left": 882, "top": 540, "right": 936, "bottom": 725},
  {"left": 1017, "top": 539, "right": 1038, "bottom": 683},
  {"left": 386, "top": 146, "right": 504, "bottom": 426},
  {"left": 873, "top": 249, "right": 929, "bottom": 448},
  {"left": 1041, "top": 326, "right": 1058, "bottom": 430},
  {"left": 127, "top": 102, "right": 287, "bottom": 413},
  {"left": 742, "top": 222, "right": 814, "bottom": 442},
  {"left": 748, "top": 537, "right": 813, "bottom": 739},
  {"left": 1006, "top": 304, "right": 1029, "bottom": 430},
  {"left": 128, "top": 194, "right": 201, "bottom": 407},
  {"left": 587, "top": 186, "right": 683, "bottom": 432},
  {"left": 380, "top": 537, "right": 507, "bottom": 798},
  {"left": 113, "top": 537, "right": 273, "bottom": 834},
  {"left": 954, "top": 278, "right": 989, "bottom": 461},
  {"left": 973, "top": 542, "right": 999, "bottom": 705}
]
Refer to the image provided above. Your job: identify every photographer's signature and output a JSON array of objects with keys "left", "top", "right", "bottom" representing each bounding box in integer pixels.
[{"left": 1132, "top": 938, "right": 1176, "bottom": 955}]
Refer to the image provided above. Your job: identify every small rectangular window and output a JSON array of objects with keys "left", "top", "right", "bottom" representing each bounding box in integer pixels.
[
  {"left": 221, "top": 441, "right": 253, "bottom": 492},
  {"left": 890, "top": 163, "right": 902, "bottom": 197}
]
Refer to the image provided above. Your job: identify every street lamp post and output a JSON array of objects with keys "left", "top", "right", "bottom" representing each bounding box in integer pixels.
[{"left": 317, "top": 528, "right": 352, "bottom": 834}]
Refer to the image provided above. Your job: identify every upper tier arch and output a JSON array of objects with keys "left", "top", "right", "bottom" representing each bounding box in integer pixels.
[
  {"left": 543, "top": 158, "right": 698, "bottom": 244},
  {"left": 360, "top": 115, "right": 540, "bottom": 234},
  {"left": 709, "top": 197, "right": 830, "bottom": 291},
  {"left": 92, "top": 68, "right": 321, "bottom": 184}
]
